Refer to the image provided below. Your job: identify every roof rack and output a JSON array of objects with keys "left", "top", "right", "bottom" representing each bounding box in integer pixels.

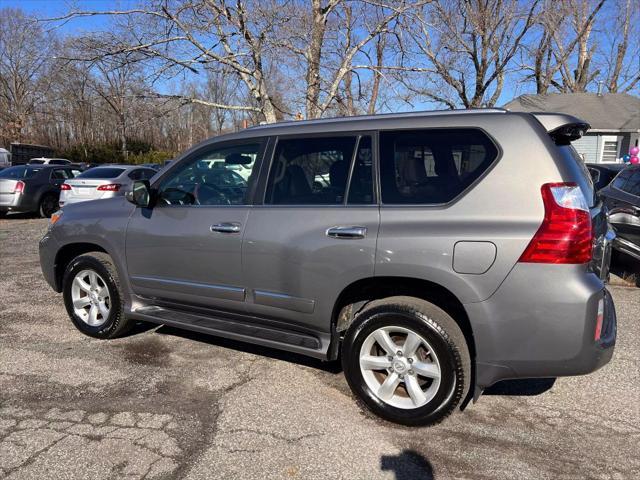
[{"left": 247, "top": 108, "right": 507, "bottom": 131}]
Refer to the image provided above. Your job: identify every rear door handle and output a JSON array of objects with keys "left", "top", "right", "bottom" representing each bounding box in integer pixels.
[
  {"left": 210, "top": 222, "right": 241, "bottom": 234},
  {"left": 326, "top": 226, "right": 367, "bottom": 239}
]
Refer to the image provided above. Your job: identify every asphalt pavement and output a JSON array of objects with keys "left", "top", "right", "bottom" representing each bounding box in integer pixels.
[{"left": 1, "top": 217, "right": 638, "bottom": 479}]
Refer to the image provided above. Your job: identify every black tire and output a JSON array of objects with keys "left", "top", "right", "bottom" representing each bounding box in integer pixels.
[
  {"left": 39, "top": 194, "right": 58, "bottom": 218},
  {"left": 0, "top": 211, "right": 6, "bottom": 218},
  {"left": 341, "top": 296, "right": 470, "bottom": 426},
  {"left": 62, "top": 252, "right": 133, "bottom": 339}
]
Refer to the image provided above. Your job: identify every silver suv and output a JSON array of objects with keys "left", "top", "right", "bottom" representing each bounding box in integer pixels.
[{"left": 39, "top": 110, "right": 616, "bottom": 426}]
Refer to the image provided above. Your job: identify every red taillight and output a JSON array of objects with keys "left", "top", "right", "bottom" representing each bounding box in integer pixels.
[
  {"left": 96, "top": 184, "right": 121, "bottom": 191},
  {"left": 519, "top": 182, "right": 592, "bottom": 264},
  {"left": 14, "top": 181, "right": 25, "bottom": 194},
  {"left": 60, "top": 183, "right": 71, "bottom": 190}
]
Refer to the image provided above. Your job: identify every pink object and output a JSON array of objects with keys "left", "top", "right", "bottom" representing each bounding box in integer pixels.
[
  {"left": 631, "top": 156, "right": 640, "bottom": 165},
  {"left": 630, "top": 146, "right": 640, "bottom": 156}
]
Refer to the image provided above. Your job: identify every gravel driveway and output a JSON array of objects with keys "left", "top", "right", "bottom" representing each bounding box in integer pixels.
[{"left": 1, "top": 217, "right": 638, "bottom": 480}]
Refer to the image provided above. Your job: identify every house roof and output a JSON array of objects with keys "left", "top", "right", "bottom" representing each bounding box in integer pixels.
[{"left": 503, "top": 93, "right": 640, "bottom": 132}]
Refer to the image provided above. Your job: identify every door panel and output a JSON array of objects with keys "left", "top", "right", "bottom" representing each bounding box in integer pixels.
[
  {"left": 125, "top": 139, "right": 265, "bottom": 312},
  {"left": 242, "top": 133, "right": 378, "bottom": 332},
  {"left": 126, "top": 206, "right": 250, "bottom": 310},
  {"left": 242, "top": 206, "right": 379, "bottom": 331}
]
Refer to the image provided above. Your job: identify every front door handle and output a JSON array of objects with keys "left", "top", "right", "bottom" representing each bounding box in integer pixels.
[
  {"left": 210, "top": 222, "right": 241, "bottom": 234},
  {"left": 326, "top": 226, "right": 367, "bottom": 239}
]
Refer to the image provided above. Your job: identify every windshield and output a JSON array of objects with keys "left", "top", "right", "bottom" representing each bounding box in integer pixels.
[
  {"left": 76, "top": 167, "right": 125, "bottom": 179},
  {"left": 0, "top": 166, "right": 42, "bottom": 179},
  {"left": 28, "top": 159, "right": 46, "bottom": 164}
]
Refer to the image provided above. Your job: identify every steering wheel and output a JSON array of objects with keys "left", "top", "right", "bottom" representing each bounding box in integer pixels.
[
  {"left": 159, "top": 187, "right": 196, "bottom": 205},
  {"left": 194, "top": 183, "right": 231, "bottom": 205}
]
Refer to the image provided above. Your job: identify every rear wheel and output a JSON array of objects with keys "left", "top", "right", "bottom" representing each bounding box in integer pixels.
[
  {"left": 39, "top": 194, "right": 58, "bottom": 218},
  {"left": 341, "top": 296, "right": 470, "bottom": 426},
  {"left": 62, "top": 252, "right": 134, "bottom": 339}
]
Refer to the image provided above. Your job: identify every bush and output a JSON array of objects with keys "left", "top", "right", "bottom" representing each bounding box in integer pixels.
[{"left": 56, "top": 140, "right": 174, "bottom": 165}]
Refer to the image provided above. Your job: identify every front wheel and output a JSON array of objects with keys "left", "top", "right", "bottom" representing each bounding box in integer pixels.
[
  {"left": 62, "top": 252, "right": 134, "bottom": 339},
  {"left": 341, "top": 296, "right": 470, "bottom": 426}
]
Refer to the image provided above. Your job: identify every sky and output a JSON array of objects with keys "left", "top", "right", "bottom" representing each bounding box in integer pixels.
[{"left": 1, "top": 0, "right": 633, "bottom": 113}]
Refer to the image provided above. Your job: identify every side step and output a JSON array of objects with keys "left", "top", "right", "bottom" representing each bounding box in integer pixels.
[{"left": 132, "top": 305, "right": 324, "bottom": 355}]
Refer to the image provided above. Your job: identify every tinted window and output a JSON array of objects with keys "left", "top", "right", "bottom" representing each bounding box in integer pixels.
[
  {"left": 380, "top": 129, "right": 498, "bottom": 204},
  {"left": 612, "top": 169, "right": 633, "bottom": 191},
  {"left": 128, "top": 169, "right": 155, "bottom": 181},
  {"left": 51, "top": 169, "right": 74, "bottom": 180},
  {"left": 49, "top": 159, "right": 69, "bottom": 165},
  {"left": 348, "top": 136, "right": 374, "bottom": 204},
  {"left": 77, "top": 167, "right": 125, "bottom": 179},
  {"left": 159, "top": 143, "right": 261, "bottom": 206},
  {"left": 624, "top": 171, "right": 640, "bottom": 196},
  {"left": 0, "top": 166, "right": 41, "bottom": 179},
  {"left": 29, "top": 159, "right": 46, "bottom": 164},
  {"left": 266, "top": 136, "right": 358, "bottom": 205}
]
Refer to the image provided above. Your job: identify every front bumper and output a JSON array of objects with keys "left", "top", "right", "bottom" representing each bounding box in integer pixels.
[{"left": 39, "top": 232, "right": 61, "bottom": 292}]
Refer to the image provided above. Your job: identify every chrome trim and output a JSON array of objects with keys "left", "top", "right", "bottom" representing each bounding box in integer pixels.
[
  {"left": 326, "top": 226, "right": 367, "bottom": 239},
  {"left": 253, "top": 289, "right": 315, "bottom": 314}
]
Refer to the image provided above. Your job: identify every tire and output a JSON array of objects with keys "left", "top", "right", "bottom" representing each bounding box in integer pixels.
[
  {"left": 62, "top": 252, "right": 133, "bottom": 339},
  {"left": 341, "top": 296, "right": 470, "bottom": 426},
  {"left": 39, "top": 194, "right": 58, "bottom": 218}
]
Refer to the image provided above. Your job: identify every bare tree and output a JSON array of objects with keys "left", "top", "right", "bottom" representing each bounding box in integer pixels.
[
  {"left": 0, "top": 9, "right": 56, "bottom": 146},
  {"left": 603, "top": 0, "right": 640, "bottom": 93},
  {"left": 525, "top": 0, "right": 607, "bottom": 94},
  {"left": 400, "top": 0, "right": 539, "bottom": 108}
]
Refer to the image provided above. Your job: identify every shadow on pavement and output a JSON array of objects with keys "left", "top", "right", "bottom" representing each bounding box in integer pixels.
[
  {"left": 484, "top": 377, "right": 556, "bottom": 396},
  {"left": 149, "top": 326, "right": 563, "bottom": 392},
  {"left": 154, "top": 324, "right": 343, "bottom": 373},
  {"left": 381, "top": 450, "right": 434, "bottom": 480}
]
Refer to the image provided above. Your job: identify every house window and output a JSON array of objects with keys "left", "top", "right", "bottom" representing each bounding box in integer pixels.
[{"left": 600, "top": 135, "right": 620, "bottom": 163}]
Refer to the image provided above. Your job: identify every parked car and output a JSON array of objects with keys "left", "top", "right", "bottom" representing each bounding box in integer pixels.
[
  {"left": 28, "top": 157, "right": 72, "bottom": 165},
  {"left": 40, "top": 109, "right": 616, "bottom": 426},
  {"left": 0, "top": 148, "right": 11, "bottom": 169},
  {"left": 599, "top": 165, "right": 640, "bottom": 261},
  {"left": 141, "top": 163, "right": 162, "bottom": 171},
  {"left": 0, "top": 165, "right": 82, "bottom": 217},
  {"left": 586, "top": 163, "right": 626, "bottom": 191},
  {"left": 59, "top": 165, "right": 157, "bottom": 207}
]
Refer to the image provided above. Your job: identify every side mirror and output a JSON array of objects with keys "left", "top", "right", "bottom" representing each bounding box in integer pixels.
[{"left": 126, "top": 180, "right": 152, "bottom": 207}]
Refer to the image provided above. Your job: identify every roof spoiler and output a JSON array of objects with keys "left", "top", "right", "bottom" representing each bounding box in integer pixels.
[{"left": 530, "top": 112, "right": 590, "bottom": 145}]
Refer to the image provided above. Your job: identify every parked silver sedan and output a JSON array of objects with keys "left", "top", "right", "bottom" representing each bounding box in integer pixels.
[{"left": 59, "top": 165, "right": 157, "bottom": 207}]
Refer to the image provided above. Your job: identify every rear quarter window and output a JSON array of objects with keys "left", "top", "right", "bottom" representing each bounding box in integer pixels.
[
  {"left": 77, "top": 167, "right": 126, "bottom": 179},
  {"left": 0, "top": 166, "right": 42, "bottom": 179},
  {"left": 379, "top": 128, "right": 498, "bottom": 204}
]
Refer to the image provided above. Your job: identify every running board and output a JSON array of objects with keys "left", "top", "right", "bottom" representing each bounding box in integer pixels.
[{"left": 132, "top": 305, "right": 324, "bottom": 355}]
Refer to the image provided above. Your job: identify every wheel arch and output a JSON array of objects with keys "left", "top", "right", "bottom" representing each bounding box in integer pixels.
[
  {"left": 329, "top": 275, "right": 476, "bottom": 408},
  {"left": 54, "top": 242, "right": 108, "bottom": 291}
]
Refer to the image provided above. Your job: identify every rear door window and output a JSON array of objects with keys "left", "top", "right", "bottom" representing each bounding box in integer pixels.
[
  {"left": 51, "top": 169, "right": 73, "bottom": 180},
  {"left": 379, "top": 128, "right": 498, "bottom": 204},
  {"left": 265, "top": 135, "right": 374, "bottom": 205}
]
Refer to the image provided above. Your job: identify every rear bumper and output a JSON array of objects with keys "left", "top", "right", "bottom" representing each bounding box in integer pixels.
[
  {"left": 0, "top": 193, "right": 34, "bottom": 212},
  {"left": 466, "top": 263, "right": 616, "bottom": 392}
]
